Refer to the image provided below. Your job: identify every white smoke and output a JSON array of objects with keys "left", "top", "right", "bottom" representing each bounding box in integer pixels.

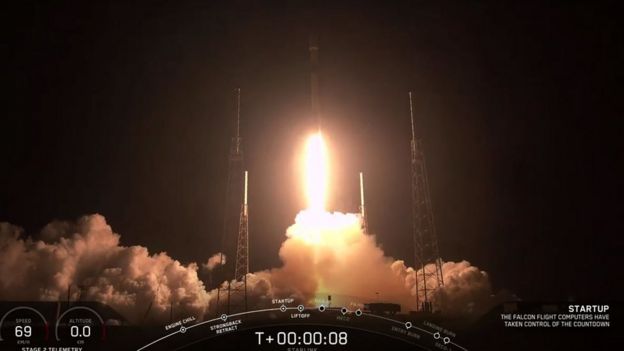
[
  {"left": 216, "top": 209, "right": 493, "bottom": 315},
  {"left": 0, "top": 212, "right": 494, "bottom": 324},
  {"left": 0, "top": 215, "right": 213, "bottom": 324},
  {"left": 433, "top": 261, "right": 493, "bottom": 315},
  {"left": 202, "top": 253, "right": 225, "bottom": 271}
]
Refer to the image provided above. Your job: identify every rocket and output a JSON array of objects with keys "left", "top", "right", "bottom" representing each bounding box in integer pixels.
[
  {"left": 309, "top": 34, "right": 321, "bottom": 130},
  {"left": 360, "top": 172, "right": 366, "bottom": 220}
]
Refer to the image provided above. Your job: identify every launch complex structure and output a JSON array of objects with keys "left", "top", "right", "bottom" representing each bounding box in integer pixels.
[
  {"left": 408, "top": 92, "right": 444, "bottom": 312},
  {"left": 215, "top": 88, "right": 249, "bottom": 315},
  {"left": 213, "top": 37, "right": 444, "bottom": 315}
]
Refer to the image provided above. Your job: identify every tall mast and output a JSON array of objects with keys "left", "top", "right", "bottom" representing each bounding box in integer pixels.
[
  {"left": 409, "top": 91, "right": 444, "bottom": 312},
  {"left": 218, "top": 88, "right": 246, "bottom": 315},
  {"left": 235, "top": 87, "right": 241, "bottom": 155}
]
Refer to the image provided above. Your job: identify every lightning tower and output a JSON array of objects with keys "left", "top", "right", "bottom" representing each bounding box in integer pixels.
[
  {"left": 216, "top": 88, "right": 248, "bottom": 314},
  {"left": 408, "top": 92, "right": 444, "bottom": 312},
  {"left": 234, "top": 171, "right": 249, "bottom": 281},
  {"left": 230, "top": 170, "right": 249, "bottom": 311}
]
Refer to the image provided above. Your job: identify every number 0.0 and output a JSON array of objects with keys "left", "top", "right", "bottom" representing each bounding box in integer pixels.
[
  {"left": 15, "top": 325, "right": 31, "bottom": 338},
  {"left": 70, "top": 325, "right": 91, "bottom": 338}
]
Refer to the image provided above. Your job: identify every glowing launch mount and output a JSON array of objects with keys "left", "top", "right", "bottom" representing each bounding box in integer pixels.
[{"left": 408, "top": 92, "right": 444, "bottom": 312}]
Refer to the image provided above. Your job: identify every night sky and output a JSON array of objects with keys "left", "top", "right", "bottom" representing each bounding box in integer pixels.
[{"left": 4, "top": 1, "right": 622, "bottom": 302}]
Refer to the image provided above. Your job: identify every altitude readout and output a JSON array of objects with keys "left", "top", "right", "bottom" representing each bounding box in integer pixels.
[
  {"left": 56, "top": 307, "right": 105, "bottom": 345},
  {"left": 255, "top": 331, "right": 348, "bottom": 346}
]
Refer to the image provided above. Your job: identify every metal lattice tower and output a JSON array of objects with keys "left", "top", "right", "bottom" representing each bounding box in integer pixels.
[
  {"left": 219, "top": 88, "right": 244, "bottom": 277},
  {"left": 215, "top": 88, "right": 247, "bottom": 314},
  {"left": 409, "top": 92, "right": 444, "bottom": 312},
  {"left": 226, "top": 170, "right": 249, "bottom": 313},
  {"left": 234, "top": 171, "right": 249, "bottom": 281}
]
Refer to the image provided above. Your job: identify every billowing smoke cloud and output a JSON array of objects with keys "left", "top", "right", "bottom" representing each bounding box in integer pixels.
[
  {"left": 219, "top": 209, "right": 493, "bottom": 315},
  {"left": 0, "top": 215, "right": 213, "bottom": 324},
  {"left": 0, "top": 211, "right": 493, "bottom": 324},
  {"left": 202, "top": 253, "right": 225, "bottom": 272},
  {"left": 432, "top": 261, "right": 493, "bottom": 315}
]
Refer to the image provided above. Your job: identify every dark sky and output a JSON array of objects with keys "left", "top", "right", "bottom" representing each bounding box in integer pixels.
[{"left": 4, "top": 1, "right": 622, "bottom": 301}]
